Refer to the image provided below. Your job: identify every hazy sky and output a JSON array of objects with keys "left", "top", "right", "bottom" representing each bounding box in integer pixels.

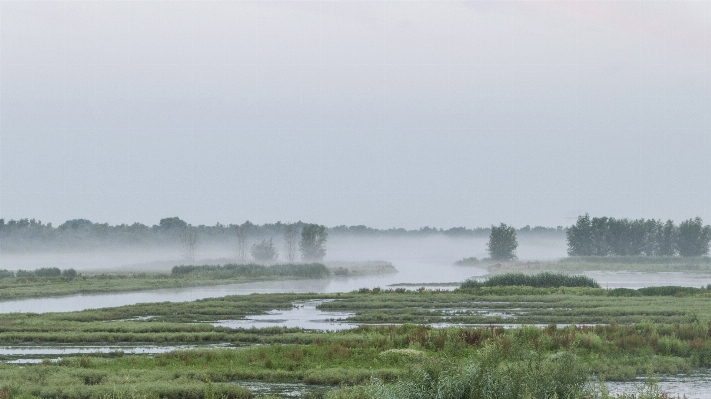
[{"left": 1, "top": 1, "right": 709, "bottom": 229}]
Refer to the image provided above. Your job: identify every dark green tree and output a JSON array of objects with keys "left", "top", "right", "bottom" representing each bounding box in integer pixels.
[
  {"left": 299, "top": 224, "right": 328, "bottom": 261},
  {"left": 487, "top": 223, "right": 518, "bottom": 260},
  {"left": 677, "top": 217, "right": 711, "bottom": 257},
  {"left": 657, "top": 220, "right": 677, "bottom": 256},
  {"left": 566, "top": 214, "right": 593, "bottom": 256}
]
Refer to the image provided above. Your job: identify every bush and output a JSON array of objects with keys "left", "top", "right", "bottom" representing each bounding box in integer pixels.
[
  {"left": 34, "top": 267, "right": 62, "bottom": 277},
  {"left": 171, "top": 263, "right": 329, "bottom": 279},
  {"left": 367, "top": 349, "right": 589, "bottom": 399},
  {"left": 0, "top": 269, "right": 14, "bottom": 279},
  {"left": 608, "top": 288, "right": 642, "bottom": 297},
  {"left": 461, "top": 272, "right": 600, "bottom": 289},
  {"left": 455, "top": 257, "right": 479, "bottom": 265},
  {"left": 62, "top": 268, "right": 78, "bottom": 279},
  {"left": 637, "top": 286, "right": 706, "bottom": 296}
]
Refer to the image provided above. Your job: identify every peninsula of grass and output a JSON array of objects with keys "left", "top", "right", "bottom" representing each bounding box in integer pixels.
[
  {"left": 491, "top": 256, "right": 711, "bottom": 274},
  {"left": 0, "top": 263, "right": 331, "bottom": 301}
]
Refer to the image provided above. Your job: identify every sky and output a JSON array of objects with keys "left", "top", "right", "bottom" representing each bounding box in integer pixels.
[{"left": 1, "top": 1, "right": 709, "bottom": 229}]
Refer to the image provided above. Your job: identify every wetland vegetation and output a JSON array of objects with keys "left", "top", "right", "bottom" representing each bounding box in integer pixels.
[{"left": 0, "top": 263, "right": 396, "bottom": 301}]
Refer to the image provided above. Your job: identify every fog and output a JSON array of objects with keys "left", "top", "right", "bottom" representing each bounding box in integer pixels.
[{"left": 0, "top": 234, "right": 566, "bottom": 274}]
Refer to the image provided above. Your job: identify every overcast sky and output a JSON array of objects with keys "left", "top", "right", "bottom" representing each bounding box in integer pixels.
[{"left": 1, "top": 1, "right": 709, "bottom": 229}]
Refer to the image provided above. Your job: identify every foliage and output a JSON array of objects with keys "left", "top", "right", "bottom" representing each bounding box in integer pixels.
[
  {"left": 283, "top": 223, "right": 299, "bottom": 262},
  {"left": 454, "top": 257, "right": 479, "bottom": 265},
  {"left": 171, "top": 263, "right": 328, "bottom": 279},
  {"left": 250, "top": 238, "right": 279, "bottom": 262},
  {"left": 487, "top": 223, "right": 518, "bottom": 260},
  {"left": 567, "top": 214, "right": 711, "bottom": 257},
  {"left": 366, "top": 350, "right": 588, "bottom": 399},
  {"left": 300, "top": 224, "right": 328, "bottom": 261},
  {"left": 461, "top": 272, "right": 600, "bottom": 289},
  {"left": 180, "top": 229, "right": 199, "bottom": 261},
  {"left": 677, "top": 217, "right": 711, "bottom": 257},
  {"left": 0, "top": 269, "right": 15, "bottom": 279}
]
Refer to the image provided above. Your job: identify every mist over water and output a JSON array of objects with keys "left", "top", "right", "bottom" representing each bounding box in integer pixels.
[{"left": 0, "top": 234, "right": 567, "bottom": 273}]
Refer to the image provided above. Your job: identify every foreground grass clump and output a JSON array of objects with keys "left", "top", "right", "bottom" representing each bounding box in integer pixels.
[
  {"left": 461, "top": 272, "right": 600, "bottom": 289},
  {"left": 172, "top": 263, "right": 330, "bottom": 278},
  {"left": 332, "top": 349, "right": 589, "bottom": 399}
]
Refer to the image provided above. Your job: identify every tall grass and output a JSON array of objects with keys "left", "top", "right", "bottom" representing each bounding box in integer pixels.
[
  {"left": 366, "top": 350, "right": 589, "bottom": 399},
  {"left": 461, "top": 272, "right": 600, "bottom": 289}
]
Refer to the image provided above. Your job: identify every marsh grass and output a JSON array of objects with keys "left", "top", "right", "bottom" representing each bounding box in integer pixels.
[{"left": 0, "top": 264, "right": 334, "bottom": 301}]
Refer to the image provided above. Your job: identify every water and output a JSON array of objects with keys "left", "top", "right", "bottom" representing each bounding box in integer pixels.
[
  {"left": 605, "top": 372, "right": 711, "bottom": 399},
  {"left": 212, "top": 300, "right": 355, "bottom": 331},
  {"left": 584, "top": 271, "right": 711, "bottom": 289},
  {"left": 0, "top": 343, "right": 231, "bottom": 364},
  {"left": 235, "top": 381, "right": 332, "bottom": 398}
]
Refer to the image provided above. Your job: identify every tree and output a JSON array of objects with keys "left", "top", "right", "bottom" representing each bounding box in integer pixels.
[
  {"left": 251, "top": 238, "right": 278, "bottom": 262},
  {"left": 299, "top": 224, "right": 328, "bottom": 261},
  {"left": 158, "top": 217, "right": 188, "bottom": 231},
  {"left": 180, "top": 228, "right": 199, "bottom": 262},
  {"left": 567, "top": 214, "right": 593, "bottom": 256},
  {"left": 235, "top": 225, "right": 248, "bottom": 262},
  {"left": 487, "top": 223, "right": 518, "bottom": 261},
  {"left": 657, "top": 220, "right": 677, "bottom": 256},
  {"left": 677, "top": 217, "right": 711, "bottom": 257},
  {"left": 283, "top": 223, "right": 299, "bottom": 262}
]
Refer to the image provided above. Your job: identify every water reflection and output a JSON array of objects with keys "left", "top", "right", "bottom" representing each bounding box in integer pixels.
[
  {"left": 605, "top": 372, "right": 711, "bottom": 399},
  {"left": 211, "top": 300, "right": 355, "bottom": 331}
]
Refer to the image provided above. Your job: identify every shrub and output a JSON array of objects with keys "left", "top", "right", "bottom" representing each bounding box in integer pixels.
[
  {"left": 0, "top": 269, "right": 14, "bottom": 279},
  {"left": 34, "top": 267, "right": 62, "bottom": 277},
  {"left": 461, "top": 272, "right": 599, "bottom": 289}
]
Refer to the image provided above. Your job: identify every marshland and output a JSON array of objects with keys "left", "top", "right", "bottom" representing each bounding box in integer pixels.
[{"left": 0, "top": 216, "right": 710, "bottom": 398}]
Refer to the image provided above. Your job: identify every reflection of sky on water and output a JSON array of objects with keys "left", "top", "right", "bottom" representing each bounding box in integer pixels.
[
  {"left": 605, "top": 372, "right": 711, "bottom": 399},
  {"left": 583, "top": 271, "right": 711, "bottom": 289},
  {"left": 212, "top": 300, "right": 354, "bottom": 331}
]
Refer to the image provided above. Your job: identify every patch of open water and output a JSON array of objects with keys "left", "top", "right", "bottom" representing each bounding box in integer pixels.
[
  {"left": 211, "top": 300, "right": 355, "bottom": 331},
  {"left": 605, "top": 371, "right": 711, "bottom": 399},
  {"left": 0, "top": 343, "right": 232, "bottom": 364}
]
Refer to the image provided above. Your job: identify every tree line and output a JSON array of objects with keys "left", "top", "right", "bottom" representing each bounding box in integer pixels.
[
  {"left": 0, "top": 217, "right": 563, "bottom": 253},
  {"left": 567, "top": 215, "right": 711, "bottom": 257}
]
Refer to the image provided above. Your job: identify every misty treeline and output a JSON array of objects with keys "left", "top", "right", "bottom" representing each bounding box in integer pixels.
[
  {"left": 0, "top": 267, "right": 77, "bottom": 280},
  {"left": 567, "top": 214, "right": 711, "bottom": 257},
  {"left": 0, "top": 217, "right": 563, "bottom": 253}
]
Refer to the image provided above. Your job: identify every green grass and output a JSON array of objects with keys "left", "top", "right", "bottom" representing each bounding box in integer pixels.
[
  {"left": 0, "top": 264, "right": 330, "bottom": 301},
  {"left": 3, "top": 289, "right": 711, "bottom": 397},
  {"left": 0, "top": 321, "right": 704, "bottom": 398}
]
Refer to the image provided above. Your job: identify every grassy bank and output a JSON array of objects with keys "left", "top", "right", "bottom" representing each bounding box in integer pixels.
[{"left": 0, "top": 263, "right": 332, "bottom": 301}]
